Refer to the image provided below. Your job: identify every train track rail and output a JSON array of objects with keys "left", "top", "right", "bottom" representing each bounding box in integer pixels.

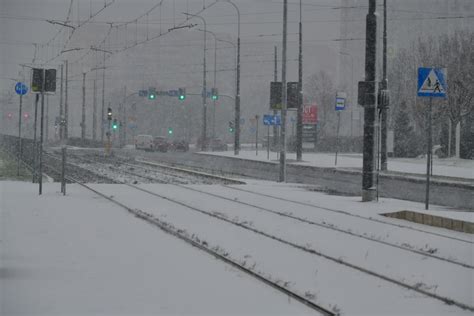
[
  {"left": 30, "top": 151, "right": 337, "bottom": 315},
  {"left": 60, "top": 152, "right": 474, "bottom": 312}
]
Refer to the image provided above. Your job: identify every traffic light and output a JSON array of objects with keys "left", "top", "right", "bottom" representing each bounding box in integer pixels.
[
  {"left": 112, "top": 118, "right": 118, "bottom": 129},
  {"left": 178, "top": 88, "right": 186, "bottom": 101},
  {"left": 107, "top": 107, "right": 112, "bottom": 120},
  {"left": 287, "top": 82, "right": 299, "bottom": 109},
  {"left": 7, "top": 113, "right": 13, "bottom": 119},
  {"left": 211, "top": 88, "right": 218, "bottom": 100},
  {"left": 148, "top": 87, "right": 156, "bottom": 100},
  {"left": 23, "top": 112, "right": 30, "bottom": 119},
  {"left": 270, "top": 81, "right": 282, "bottom": 110},
  {"left": 228, "top": 121, "right": 234, "bottom": 133},
  {"left": 168, "top": 127, "right": 173, "bottom": 135}
]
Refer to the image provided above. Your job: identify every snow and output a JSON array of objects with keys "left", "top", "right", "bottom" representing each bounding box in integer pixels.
[
  {"left": 0, "top": 181, "right": 317, "bottom": 316},
  {"left": 3, "top": 178, "right": 472, "bottom": 315},
  {"left": 201, "top": 150, "right": 474, "bottom": 180}
]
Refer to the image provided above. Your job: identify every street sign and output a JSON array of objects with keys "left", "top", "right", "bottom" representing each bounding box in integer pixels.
[
  {"left": 335, "top": 92, "right": 346, "bottom": 111},
  {"left": 263, "top": 114, "right": 281, "bottom": 126},
  {"left": 303, "top": 104, "right": 317, "bottom": 124},
  {"left": 417, "top": 67, "right": 447, "bottom": 98},
  {"left": 138, "top": 90, "right": 148, "bottom": 97},
  {"left": 335, "top": 98, "right": 345, "bottom": 111},
  {"left": 15, "top": 82, "right": 28, "bottom": 95}
]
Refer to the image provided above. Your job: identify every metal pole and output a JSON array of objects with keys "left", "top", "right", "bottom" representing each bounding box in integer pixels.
[
  {"left": 93, "top": 79, "right": 97, "bottom": 141},
  {"left": 213, "top": 34, "right": 217, "bottom": 140},
  {"left": 380, "top": 0, "right": 389, "bottom": 171},
  {"left": 273, "top": 46, "right": 279, "bottom": 150},
  {"left": 17, "top": 94, "right": 23, "bottom": 176},
  {"left": 33, "top": 93, "right": 39, "bottom": 183},
  {"left": 64, "top": 60, "right": 69, "bottom": 139},
  {"left": 59, "top": 63, "right": 64, "bottom": 140},
  {"left": 279, "top": 0, "right": 288, "bottom": 182},
  {"left": 296, "top": 0, "right": 303, "bottom": 161},
  {"left": 229, "top": 1, "right": 241, "bottom": 155},
  {"left": 267, "top": 125, "right": 270, "bottom": 160},
  {"left": 101, "top": 52, "right": 106, "bottom": 142},
  {"left": 425, "top": 98, "right": 432, "bottom": 210},
  {"left": 81, "top": 72, "right": 86, "bottom": 141},
  {"left": 61, "top": 146, "right": 66, "bottom": 195},
  {"left": 361, "top": 0, "right": 378, "bottom": 201},
  {"left": 202, "top": 24, "right": 207, "bottom": 151},
  {"left": 335, "top": 111, "right": 341, "bottom": 166},
  {"left": 45, "top": 95, "right": 49, "bottom": 143},
  {"left": 256, "top": 115, "right": 259, "bottom": 156},
  {"left": 39, "top": 69, "right": 45, "bottom": 195}
]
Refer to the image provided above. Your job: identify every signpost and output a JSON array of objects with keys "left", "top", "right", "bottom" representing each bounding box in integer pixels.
[
  {"left": 335, "top": 93, "right": 346, "bottom": 165},
  {"left": 15, "top": 82, "right": 28, "bottom": 176},
  {"left": 263, "top": 114, "right": 281, "bottom": 159},
  {"left": 417, "top": 67, "right": 447, "bottom": 210}
]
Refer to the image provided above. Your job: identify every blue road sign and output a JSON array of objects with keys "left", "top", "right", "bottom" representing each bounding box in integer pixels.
[
  {"left": 15, "top": 82, "right": 28, "bottom": 95},
  {"left": 138, "top": 90, "right": 148, "bottom": 97},
  {"left": 335, "top": 97, "right": 345, "bottom": 111},
  {"left": 263, "top": 115, "right": 281, "bottom": 126},
  {"left": 263, "top": 114, "right": 273, "bottom": 126},
  {"left": 418, "top": 67, "right": 447, "bottom": 98}
]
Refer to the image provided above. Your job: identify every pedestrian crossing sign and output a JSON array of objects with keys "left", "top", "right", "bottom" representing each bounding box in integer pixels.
[{"left": 417, "top": 67, "right": 447, "bottom": 98}]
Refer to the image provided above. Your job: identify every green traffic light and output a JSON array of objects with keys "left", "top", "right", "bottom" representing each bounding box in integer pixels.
[
  {"left": 212, "top": 95, "right": 218, "bottom": 100},
  {"left": 229, "top": 128, "right": 234, "bottom": 133},
  {"left": 168, "top": 128, "right": 173, "bottom": 134},
  {"left": 113, "top": 124, "right": 118, "bottom": 129},
  {"left": 148, "top": 94, "right": 156, "bottom": 100},
  {"left": 179, "top": 95, "right": 185, "bottom": 101}
]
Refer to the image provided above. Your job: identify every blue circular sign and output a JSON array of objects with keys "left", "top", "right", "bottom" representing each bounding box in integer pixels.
[{"left": 15, "top": 82, "right": 28, "bottom": 96}]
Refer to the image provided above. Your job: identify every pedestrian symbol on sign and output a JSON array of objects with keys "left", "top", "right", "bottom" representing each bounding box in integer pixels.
[{"left": 417, "top": 68, "right": 447, "bottom": 98}]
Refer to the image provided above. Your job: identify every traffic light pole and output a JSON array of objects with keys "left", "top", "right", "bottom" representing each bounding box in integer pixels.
[
  {"left": 64, "top": 60, "right": 69, "bottom": 139},
  {"left": 33, "top": 93, "right": 39, "bottom": 183},
  {"left": 39, "top": 73, "right": 45, "bottom": 195},
  {"left": 279, "top": 0, "right": 288, "bottom": 182},
  {"left": 296, "top": 0, "right": 303, "bottom": 162},
  {"left": 361, "top": 0, "right": 378, "bottom": 202},
  {"left": 380, "top": 0, "right": 389, "bottom": 171},
  {"left": 59, "top": 63, "right": 64, "bottom": 140}
]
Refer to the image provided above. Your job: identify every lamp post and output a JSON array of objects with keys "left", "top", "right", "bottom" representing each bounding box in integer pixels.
[{"left": 183, "top": 13, "right": 208, "bottom": 151}]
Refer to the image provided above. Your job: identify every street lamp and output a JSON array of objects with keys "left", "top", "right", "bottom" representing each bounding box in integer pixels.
[{"left": 183, "top": 12, "right": 208, "bottom": 151}]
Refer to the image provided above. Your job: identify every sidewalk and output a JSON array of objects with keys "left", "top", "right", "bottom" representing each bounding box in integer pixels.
[{"left": 202, "top": 149, "right": 474, "bottom": 180}]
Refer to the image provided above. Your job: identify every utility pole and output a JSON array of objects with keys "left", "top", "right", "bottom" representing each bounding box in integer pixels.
[
  {"left": 59, "top": 63, "right": 64, "bottom": 140},
  {"left": 202, "top": 25, "right": 207, "bottom": 151},
  {"left": 361, "top": 0, "right": 378, "bottom": 201},
  {"left": 33, "top": 93, "right": 39, "bottom": 183},
  {"left": 273, "top": 46, "right": 279, "bottom": 149},
  {"left": 380, "top": 0, "right": 389, "bottom": 171},
  {"left": 45, "top": 95, "right": 49, "bottom": 142},
  {"left": 101, "top": 51, "right": 106, "bottom": 142},
  {"left": 279, "top": 0, "right": 288, "bottom": 182},
  {"left": 39, "top": 69, "right": 45, "bottom": 195},
  {"left": 296, "top": 0, "right": 303, "bottom": 161},
  {"left": 93, "top": 79, "right": 97, "bottom": 141},
  {"left": 17, "top": 93, "right": 23, "bottom": 176},
  {"left": 81, "top": 72, "right": 86, "bottom": 141},
  {"left": 64, "top": 60, "right": 69, "bottom": 139}
]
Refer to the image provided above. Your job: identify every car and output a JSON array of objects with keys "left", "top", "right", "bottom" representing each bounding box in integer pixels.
[
  {"left": 135, "top": 135, "right": 154, "bottom": 151},
  {"left": 153, "top": 136, "right": 170, "bottom": 152},
  {"left": 171, "top": 139, "right": 189, "bottom": 152}
]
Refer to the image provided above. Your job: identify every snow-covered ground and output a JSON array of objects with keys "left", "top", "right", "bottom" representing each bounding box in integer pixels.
[
  {"left": 201, "top": 150, "right": 474, "bottom": 180},
  {"left": 0, "top": 181, "right": 316, "bottom": 315},
  {"left": 1, "top": 179, "right": 472, "bottom": 315}
]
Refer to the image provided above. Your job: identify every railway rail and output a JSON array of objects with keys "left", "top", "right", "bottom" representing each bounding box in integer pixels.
[{"left": 57, "top": 151, "right": 474, "bottom": 312}]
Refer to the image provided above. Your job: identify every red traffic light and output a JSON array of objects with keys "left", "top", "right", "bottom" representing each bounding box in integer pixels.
[
  {"left": 23, "top": 112, "right": 30, "bottom": 119},
  {"left": 7, "top": 113, "right": 13, "bottom": 119}
]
